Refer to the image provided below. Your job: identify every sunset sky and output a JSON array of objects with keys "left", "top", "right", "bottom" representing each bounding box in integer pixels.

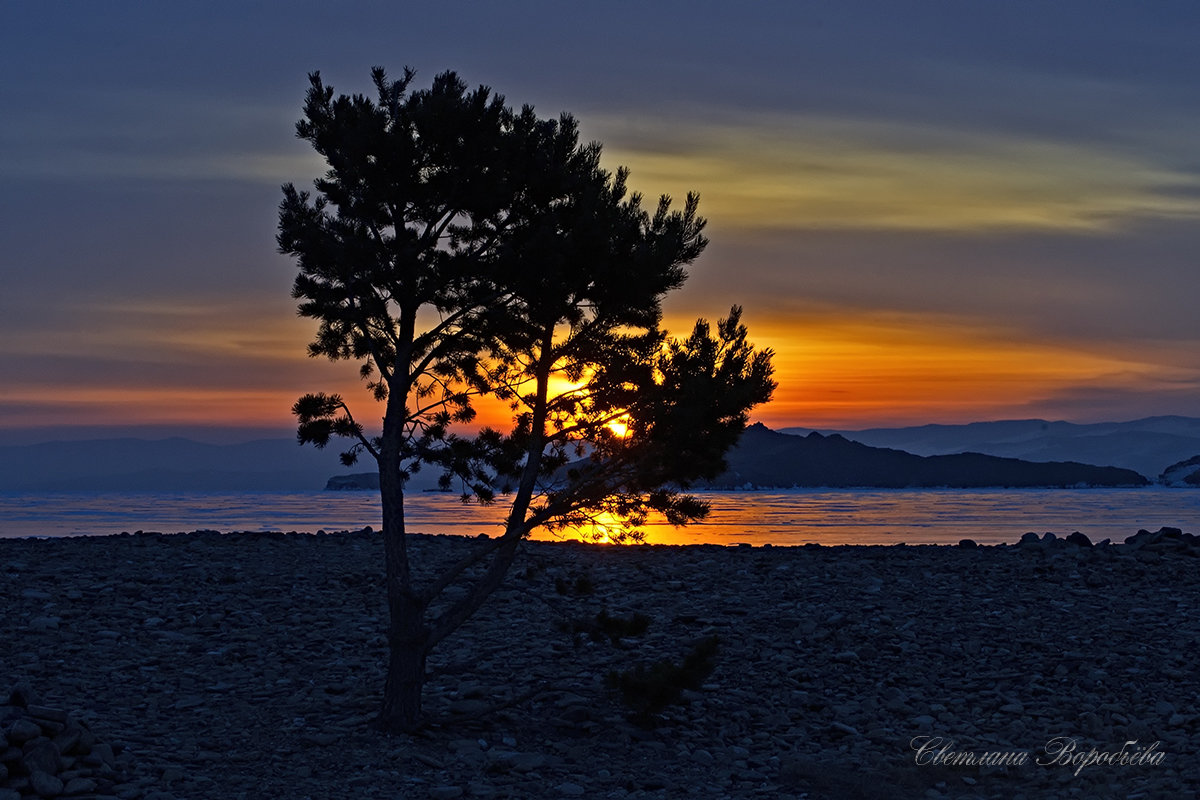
[{"left": 3, "top": 1, "right": 1200, "bottom": 442}]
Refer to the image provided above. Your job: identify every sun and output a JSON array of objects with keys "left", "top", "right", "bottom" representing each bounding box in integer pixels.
[{"left": 606, "top": 417, "right": 631, "bottom": 438}]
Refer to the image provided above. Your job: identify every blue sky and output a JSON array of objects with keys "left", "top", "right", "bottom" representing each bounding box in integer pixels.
[{"left": 3, "top": 1, "right": 1200, "bottom": 440}]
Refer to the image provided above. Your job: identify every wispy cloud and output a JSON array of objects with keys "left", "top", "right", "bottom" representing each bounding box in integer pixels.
[
  {"left": 0, "top": 88, "right": 321, "bottom": 184},
  {"left": 593, "top": 112, "right": 1200, "bottom": 232},
  {"left": 0, "top": 296, "right": 363, "bottom": 429}
]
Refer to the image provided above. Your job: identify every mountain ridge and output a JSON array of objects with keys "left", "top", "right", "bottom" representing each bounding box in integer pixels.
[
  {"left": 779, "top": 416, "right": 1200, "bottom": 479},
  {"left": 1, "top": 417, "right": 1188, "bottom": 492},
  {"left": 703, "top": 423, "right": 1149, "bottom": 489}
]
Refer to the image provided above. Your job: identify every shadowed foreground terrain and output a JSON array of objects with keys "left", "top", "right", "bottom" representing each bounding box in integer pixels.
[{"left": 2, "top": 530, "right": 1197, "bottom": 799}]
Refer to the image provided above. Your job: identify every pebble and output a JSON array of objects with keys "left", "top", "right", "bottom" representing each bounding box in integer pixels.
[
  {"left": 2, "top": 528, "right": 1198, "bottom": 799},
  {"left": 63, "top": 777, "right": 98, "bottom": 794},
  {"left": 5, "top": 719, "right": 42, "bottom": 744},
  {"left": 28, "top": 770, "right": 63, "bottom": 797}
]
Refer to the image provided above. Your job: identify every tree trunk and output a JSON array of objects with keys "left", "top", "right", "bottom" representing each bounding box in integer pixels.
[
  {"left": 375, "top": 454, "right": 428, "bottom": 733},
  {"left": 379, "top": 587, "right": 428, "bottom": 732}
]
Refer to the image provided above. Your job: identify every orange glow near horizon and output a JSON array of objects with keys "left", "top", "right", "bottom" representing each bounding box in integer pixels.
[
  {"left": 732, "top": 311, "right": 1195, "bottom": 429},
  {"left": 0, "top": 385, "right": 325, "bottom": 429},
  {"left": 3, "top": 309, "right": 1195, "bottom": 434}
]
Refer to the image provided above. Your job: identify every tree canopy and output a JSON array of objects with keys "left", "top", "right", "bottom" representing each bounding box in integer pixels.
[{"left": 278, "top": 66, "right": 775, "bottom": 731}]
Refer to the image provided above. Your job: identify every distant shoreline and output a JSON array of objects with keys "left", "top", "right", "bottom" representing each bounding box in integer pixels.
[{"left": 6, "top": 416, "right": 1200, "bottom": 493}]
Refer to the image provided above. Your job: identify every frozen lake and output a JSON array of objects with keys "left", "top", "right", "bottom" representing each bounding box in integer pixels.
[{"left": 2, "top": 487, "right": 1198, "bottom": 545}]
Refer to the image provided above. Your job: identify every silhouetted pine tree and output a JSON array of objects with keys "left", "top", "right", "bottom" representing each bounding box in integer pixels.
[{"left": 278, "top": 66, "right": 774, "bottom": 732}]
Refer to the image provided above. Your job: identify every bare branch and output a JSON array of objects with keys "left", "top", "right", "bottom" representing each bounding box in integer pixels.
[
  {"left": 336, "top": 399, "right": 381, "bottom": 461},
  {"left": 420, "top": 534, "right": 507, "bottom": 604}
]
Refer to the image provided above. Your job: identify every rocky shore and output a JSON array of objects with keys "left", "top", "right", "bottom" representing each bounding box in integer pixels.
[{"left": 2, "top": 528, "right": 1198, "bottom": 799}]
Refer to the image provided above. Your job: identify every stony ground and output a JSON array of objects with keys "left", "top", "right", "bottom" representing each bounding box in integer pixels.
[{"left": 2, "top": 528, "right": 1198, "bottom": 800}]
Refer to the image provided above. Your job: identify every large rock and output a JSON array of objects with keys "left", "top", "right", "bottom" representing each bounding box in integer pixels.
[{"left": 1122, "top": 526, "right": 1200, "bottom": 556}]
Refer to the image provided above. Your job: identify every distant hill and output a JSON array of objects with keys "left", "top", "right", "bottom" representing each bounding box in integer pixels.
[
  {"left": 2, "top": 420, "right": 1172, "bottom": 493},
  {"left": 706, "top": 424, "right": 1149, "bottom": 489},
  {"left": 0, "top": 437, "right": 358, "bottom": 492},
  {"left": 1160, "top": 455, "right": 1200, "bottom": 487},
  {"left": 326, "top": 473, "right": 380, "bottom": 491},
  {"left": 779, "top": 416, "right": 1200, "bottom": 480},
  {"left": 0, "top": 436, "right": 457, "bottom": 492}
]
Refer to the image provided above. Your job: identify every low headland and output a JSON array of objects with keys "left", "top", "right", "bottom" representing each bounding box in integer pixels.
[{"left": 2, "top": 528, "right": 1198, "bottom": 799}]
